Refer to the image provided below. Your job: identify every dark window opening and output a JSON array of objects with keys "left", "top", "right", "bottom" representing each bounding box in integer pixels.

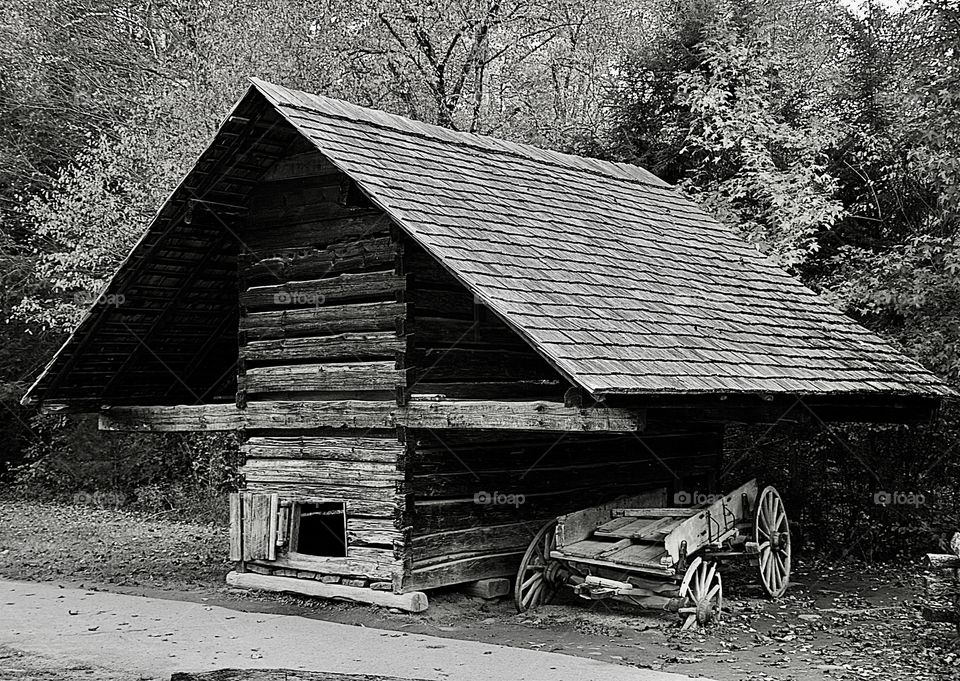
[{"left": 294, "top": 502, "right": 346, "bottom": 557}]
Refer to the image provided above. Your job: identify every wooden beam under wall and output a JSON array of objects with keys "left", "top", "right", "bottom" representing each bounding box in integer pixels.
[
  {"left": 226, "top": 571, "right": 427, "bottom": 612},
  {"left": 98, "top": 398, "right": 646, "bottom": 432}
]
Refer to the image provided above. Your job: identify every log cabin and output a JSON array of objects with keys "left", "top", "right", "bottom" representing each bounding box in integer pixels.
[{"left": 22, "top": 79, "right": 952, "bottom": 611}]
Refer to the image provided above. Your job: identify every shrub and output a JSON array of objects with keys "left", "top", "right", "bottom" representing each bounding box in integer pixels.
[{"left": 9, "top": 413, "right": 241, "bottom": 524}]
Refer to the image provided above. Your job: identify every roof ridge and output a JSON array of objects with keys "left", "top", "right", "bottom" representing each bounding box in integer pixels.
[{"left": 251, "top": 78, "right": 670, "bottom": 192}]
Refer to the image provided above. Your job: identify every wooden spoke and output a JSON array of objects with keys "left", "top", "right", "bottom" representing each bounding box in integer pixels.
[
  {"left": 754, "top": 486, "right": 791, "bottom": 599},
  {"left": 679, "top": 556, "right": 701, "bottom": 595},
  {"left": 520, "top": 572, "right": 540, "bottom": 591},
  {"left": 678, "top": 558, "right": 722, "bottom": 629},
  {"left": 515, "top": 520, "right": 562, "bottom": 613}
]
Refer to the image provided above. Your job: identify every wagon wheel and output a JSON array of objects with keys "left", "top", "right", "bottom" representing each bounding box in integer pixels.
[
  {"left": 678, "top": 556, "right": 722, "bottom": 630},
  {"left": 515, "top": 520, "right": 561, "bottom": 613},
  {"left": 755, "top": 485, "right": 791, "bottom": 598}
]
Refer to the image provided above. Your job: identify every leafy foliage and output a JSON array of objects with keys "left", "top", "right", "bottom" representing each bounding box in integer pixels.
[
  {"left": 674, "top": 12, "right": 844, "bottom": 269},
  {"left": 13, "top": 414, "right": 242, "bottom": 521},
  {"left": 15, "top": 122, "right": 189, "bottom": 330}
]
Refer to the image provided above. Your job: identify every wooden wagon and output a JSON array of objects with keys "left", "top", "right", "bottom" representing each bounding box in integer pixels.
[{"left": 515, "top": 480, "right": 791, "bottom": 629}]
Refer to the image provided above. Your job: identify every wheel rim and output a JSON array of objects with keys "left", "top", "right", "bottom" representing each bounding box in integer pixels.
[
  {"left": 678, "top": 556, "right": 722, "bottom": 630},
  {"left": 755, "top": 485, "right": 791, "bottom": 598},
  {"left": 514, "top": 520, "right": 560, "bottom": 613}
]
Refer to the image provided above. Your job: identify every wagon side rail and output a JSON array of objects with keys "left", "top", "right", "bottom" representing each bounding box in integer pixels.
[{"left": 662, "top": 479, "right": 759, "bottom": 565}]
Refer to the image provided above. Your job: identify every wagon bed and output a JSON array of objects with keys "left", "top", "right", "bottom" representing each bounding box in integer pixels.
[{"left": 518, "top": 479, "right": 792, "bottom": 629}]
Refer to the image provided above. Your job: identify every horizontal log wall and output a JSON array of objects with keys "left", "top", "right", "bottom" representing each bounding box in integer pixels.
[
  {"left": 402, "top": 426, "right": 723, "bottom": 591},
  {"left": 236, "top": 150, "right": 408, "bottom": 589},
  {"left": 241, "top": 429, "right": 407, "bottom": 586},
  {"left": 236, "top": 149, "right": 406, "bottom": 403}
]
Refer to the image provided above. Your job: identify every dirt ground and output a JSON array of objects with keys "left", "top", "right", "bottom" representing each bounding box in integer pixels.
[
  {"left": 2, "top": 500, "right": 958, "bottom": 680},
  {"left": 0, "top": 645, "right": 137, "bottom": 681}
]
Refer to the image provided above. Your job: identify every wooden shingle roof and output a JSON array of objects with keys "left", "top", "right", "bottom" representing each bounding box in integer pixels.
[{"left": 252, "top": 79, "right": 950, "bottom": 399}]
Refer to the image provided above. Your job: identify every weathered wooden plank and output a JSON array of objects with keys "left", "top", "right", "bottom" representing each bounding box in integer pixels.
[
  {"left": 410, "top": 522, "right": 542, "bottom": 564},
  {"left": 228, "top": 493, "right": 242, "bottom": 561},
  {"left": 226, "top": 571, "right": 427, "bottom": 611},
  {"left": 242, "top": 492, "right": 278, "bottom": 562},
  {"left": 241, "top": 401, "right": 395, "bottom": 430},
  {"left": 404, "top": 551, "right": 522, "bottom": 591},
  {"left": 242, "top": 332, "right": 406, "bottom": 363},
  {"left": 242, "top": 435, "right": 402, "bottom": 462},
  {"left": 609, "top": 507, "right": 701, "bottom": 519},
  {"left": 557, "top": 549, "right": 673, "bottom": 577},
  {"left": 349, "top": 545, "right": 401, "bottom": 563},
  {"left": 241, "top": 302, "right": 404, "bottom": 340},
  {"left": 242, "top": 479, "right": 396, "bottom": 501},
  {"left": 102, "top": 403, "right": 246, "bottom": 431},
  {"left": 556, "top": 490, "right": 667, "bottom": 549},
  {"left": 242, "top": 361, "right": 403, "bottom": 394},
  {"left": 460, "top": 578, "right": 511, "bottom": 599},
  {"left": 243, "top": 483, "right": 400, "bottom": 518},
  {"left": 242, "top": 214, "right": 390, "bottom": 252},
  {"left": 254, "top": 553, "right": 397, "bottom": 580},
  {"left": 241, "top": 458, "right": 402, "bottom": 487},
  {"left": 408, "top": 380, "right": 565, "bottom": 400},
  {"left": 399, "top": 399, "right": 644, "bottom": 431},
  {"left": 347, "top": 517, "right": 403, "bottom": 547},
  {"left": 663, "top": 479, "right": 757, "bottom": 565},
  {"left": 241, "top": 271, "right": 404, "bottom": 310},
  {"left": 242, "top": 236, "right": 395, "bottom": 285},
  {"left": 99, "top": 399, "right": 645, "bottom": 432}
]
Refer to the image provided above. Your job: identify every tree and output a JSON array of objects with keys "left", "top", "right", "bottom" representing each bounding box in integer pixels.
[
  {"left": 822, "top": 0, "right": 960, "bottom": 380},
  {"left": 605, "top": 0, "right": 845, "bottom": 270}
]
